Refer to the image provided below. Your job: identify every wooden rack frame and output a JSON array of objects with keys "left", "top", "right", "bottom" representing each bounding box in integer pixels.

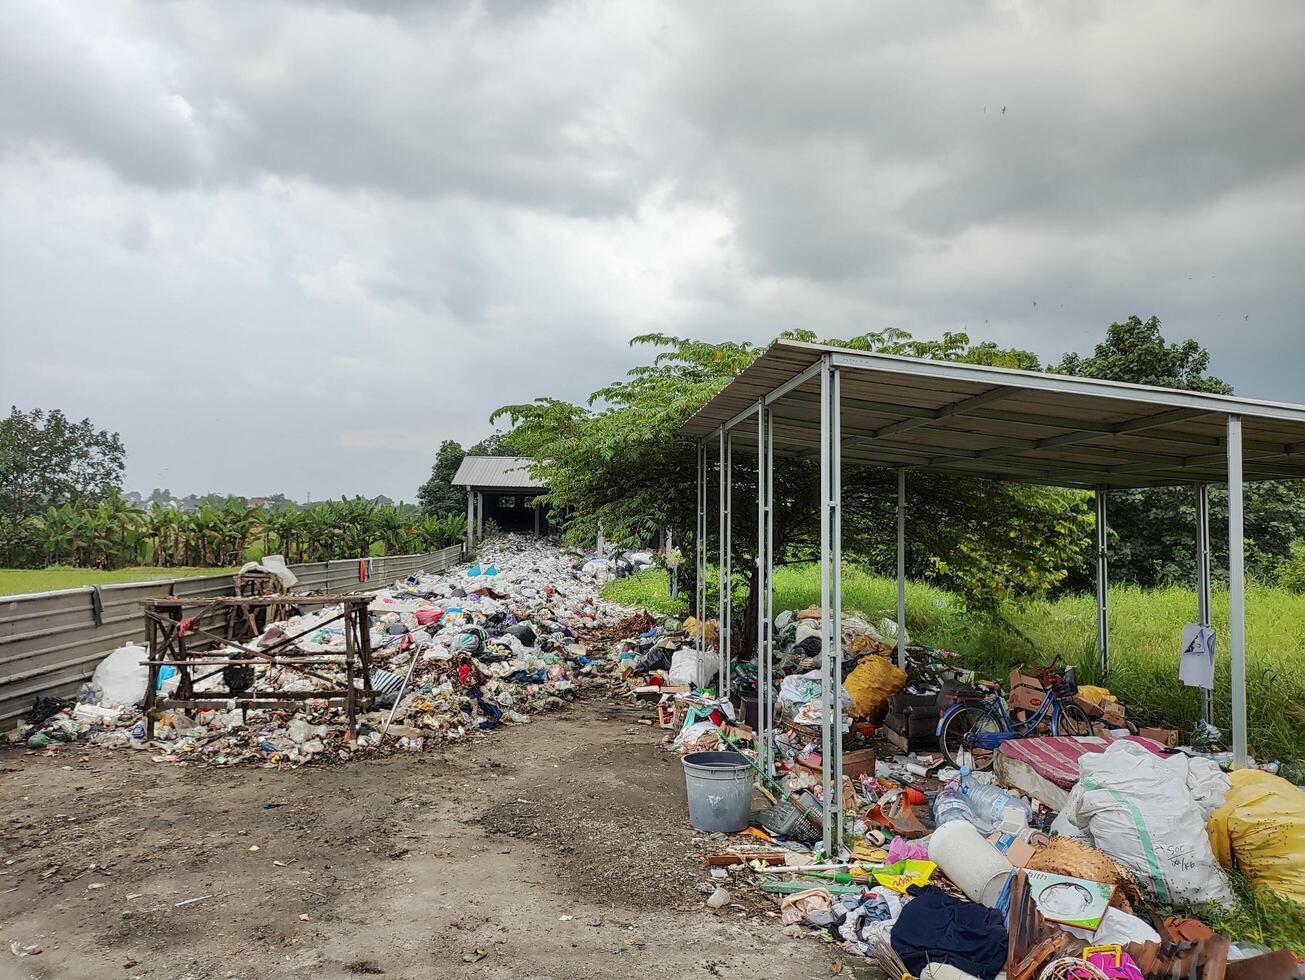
[{"left": 141, "top": 594, "right": 376, "bottom": 738}]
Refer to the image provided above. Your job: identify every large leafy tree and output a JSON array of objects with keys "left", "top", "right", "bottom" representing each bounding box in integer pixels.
[
  {"left": 417, "top": 440, "right": 468, "bottom": 517},
  {"left": 1, "top": 407, "right": 127, "bottom": 566},
  {"left": 496, "top": 331, "right": 1091, "bottom": 645},
  {"left": 1056, "top": 316, "right": 1305, "bottom": 586}
]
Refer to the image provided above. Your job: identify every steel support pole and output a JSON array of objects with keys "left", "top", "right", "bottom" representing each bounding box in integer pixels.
[
  {"left": 1227, "top": 415, "right": 1248, "bottom": 768},
  {"left": 818, "top": 357, "right": 835, "bottom": 854},
  {"left": 476, "top": 491, "right": 484, "bottom": 542},
  {"left": 830, "top": 366, "right": 843, "bottom": 841},
  {"left": 896, "top": 468, "right": 907, "bottom": 670},
  {"left": 697, "top": 441, "right": 707, "bottom": 655},
  {"left": 1195, "top": 483, "right": 1213, "bottom": 726},
  {"left": 1095, "top": 488, "right": 1109, "bottom": 679},
  {"left": 765, "top": 404, "right": 776, "bottom": 776},
  {"left": 755, "top": 400, "right": 769, "bottom": 770},
  {"left": 718, "top": 428, "right": 732, "bottom": 699},
  {"left": 466, "top": 490, "right": 475, "bottom": 548}
]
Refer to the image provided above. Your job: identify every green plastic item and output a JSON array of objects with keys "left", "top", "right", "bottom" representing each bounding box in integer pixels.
[
  {"left": 760, "top": 880, "right": 865, "bottom": 896},
  {"left": 26, "top": 732, "right": 52, "bottom": 748}
]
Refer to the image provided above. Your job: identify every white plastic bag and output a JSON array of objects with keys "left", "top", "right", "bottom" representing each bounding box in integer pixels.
[
  {"left": 1051, "top": 740, "right": 1234, "bottom": 907},
  {"left": 89, "top": 644, "right": 149, "bottom": 707},
  {"left": 669, "top": 648, "right": 718, "bottom": 687}
]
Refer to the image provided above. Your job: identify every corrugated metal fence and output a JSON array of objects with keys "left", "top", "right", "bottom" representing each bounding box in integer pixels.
[{"left": 0, "top": 545, "right": 464, "bottom": 724}]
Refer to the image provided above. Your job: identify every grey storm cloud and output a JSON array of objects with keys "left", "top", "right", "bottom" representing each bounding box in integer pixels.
[{"left": 1, "top": 0, "right": 1303, "bottom": 501}]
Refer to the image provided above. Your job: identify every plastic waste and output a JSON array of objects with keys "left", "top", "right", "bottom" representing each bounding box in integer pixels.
[
  {"left": 1206, "top": 768, "right": 1305, "bottom": 904},
  {"left": 842, "top": 656, "right": 907, "bottom": 718},
  {"left": 927, "top": 819, "right": 1012, "bottom": 906},
  {"left": 1051, "top": 740, "right": 1234, "bottom": 907},
  {"left": 933, "top": 775, "right": 973, "bottom": 828},
  {"left": 89, "top": 643, "right": 150, "bottom": 706},
  {"left": 957, "top": 767, "right": 1032, "bottom": 833},
  {"left": 669, "top": 648, "right": 718, "bottom": 688}
]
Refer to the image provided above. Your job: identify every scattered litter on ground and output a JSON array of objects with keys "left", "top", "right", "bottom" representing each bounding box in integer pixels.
[
  {"left": 610, "top": 589, "right": 1305, "bottom": 976},
  {"left": 12, "top": 536, "right": 630, "bottom": 767}
]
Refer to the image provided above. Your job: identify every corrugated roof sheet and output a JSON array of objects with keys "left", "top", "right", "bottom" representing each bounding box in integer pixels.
[
  {"left": 451, "top": 456, "right": 546, "bottom": 490},
  {"left": 678, "top": 340, "right": 1305, "bottom": 489}
]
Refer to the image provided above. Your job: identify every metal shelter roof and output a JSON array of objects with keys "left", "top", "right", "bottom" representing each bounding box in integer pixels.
[
  {"left": 678, "top": 340, "right": 1305, "bottom": 488},
  {"left": 451, "top": 456, "right": 546, "bottom": 490}
]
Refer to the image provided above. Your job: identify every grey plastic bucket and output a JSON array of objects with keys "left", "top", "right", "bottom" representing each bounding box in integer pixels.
[{"left": 682, "top": 751, "right": 754, "bottom": 833}]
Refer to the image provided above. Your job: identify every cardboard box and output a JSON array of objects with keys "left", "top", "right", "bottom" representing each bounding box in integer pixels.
[
  {"left": 1101, "top": 701, "right": 1127, "bottom": 726},
  {"left": 1009, "top": 686, "right": 1046, "bottom": 712},
  {"left": 1072, "top": 695, "right": 1105, "bottom": 719},
  {"left": 1010, "top": 668, "right": 1046, "bottom": 693},
  {"left": 988, "top": 832, "right": 1036, "bottom": 869},
  {"left": 1138, "top": 726, "right": 1179, "bottom": 747}
]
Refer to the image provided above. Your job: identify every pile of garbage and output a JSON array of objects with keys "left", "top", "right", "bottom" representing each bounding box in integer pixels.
[
  {"left": 13, "top": 536, "right": 632, "bottom": 767},
  {"left": 616, "top": 600, "right": 1305, "bottom": 978}
]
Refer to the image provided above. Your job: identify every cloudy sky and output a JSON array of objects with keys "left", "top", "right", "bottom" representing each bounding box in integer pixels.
[{"left": 3, "top": 1, "right": 1303, "bottom": 501}]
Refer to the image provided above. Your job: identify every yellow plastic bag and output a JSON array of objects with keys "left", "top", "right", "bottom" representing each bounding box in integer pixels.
[
  {"left": 1076, "top": 685, "right": 1118, "bottom": 707},
  {"left": 842, "top": 655, "right": 907, "bottom": 719},
  {"left": 872, "top": 859, "right": 936, "bottom": 893},
  {"left": 681, "top": 617, "right": 718, "bottom": 645},
  {"left": 1206, "top": 768, "right": 1305, "bottom": 904}
]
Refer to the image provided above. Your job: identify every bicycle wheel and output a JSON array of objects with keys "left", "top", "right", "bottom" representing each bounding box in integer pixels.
[
  {"left": 1053, "top": 701, "right": 1093, "bottom": 737},
  {"left": 939, "top": 706, "right": 1001, "bottom": 771}
]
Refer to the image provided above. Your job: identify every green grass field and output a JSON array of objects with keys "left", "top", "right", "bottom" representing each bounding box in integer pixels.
[
  {"left": 0, "top": 565, "right": 238, "bottom": 597},
  {"left": 603, "top": 565, "right": 1305, "bottom": 766}
]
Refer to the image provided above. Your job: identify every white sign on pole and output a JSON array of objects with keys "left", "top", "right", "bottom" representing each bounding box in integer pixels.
[{"left": 1179, "top": 623, "right": 1216, "bottom": 690}]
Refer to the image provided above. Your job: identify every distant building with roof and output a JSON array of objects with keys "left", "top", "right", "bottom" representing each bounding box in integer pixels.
[{"left": 451, "top": 456, "right": 550, "bottom": 544}]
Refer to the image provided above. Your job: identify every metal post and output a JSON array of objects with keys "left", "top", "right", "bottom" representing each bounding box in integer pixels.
[
  {"left": 466, "top": 490, "right": 475, "bottom": 548},
  {"left": 818, "top": 357, "right": 835, "bottom": 853},
  {"left": 1195, "top": 483, "right": 1213, "bottom": 726},
  {"left": 830, "top": 365, "right": 843, "bottom": 840},
  {"left": 755, "top": 400, "right": 768, "bottom": 769},
  {"left": 765, "top": 403, "right": 776, "bottom": 776},
  {"left": 476, "top": 490, "right": 484, "bottom": 542},
  {"left": 896, "top": 468, "right": 907, "bottom": 670},
  {"left": 718, "top": 428, "right": 732, "bottom": 699},
  {"left": 696, "top": 441, "right": 706, "bottom": 655},
  {"left": 1227, "top": 415, "right": 1248, "bottom": 768},
  {"left": 1095, "top": 488, "right": 1109, "bottom": 679},
  {"left": 534, "top": 502, "right": 541, "bottom": 539}
]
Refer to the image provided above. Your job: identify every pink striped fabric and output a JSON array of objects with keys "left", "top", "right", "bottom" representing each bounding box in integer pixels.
[{"left": 996, "top": 736, "right": 1167, "bottom": 789}]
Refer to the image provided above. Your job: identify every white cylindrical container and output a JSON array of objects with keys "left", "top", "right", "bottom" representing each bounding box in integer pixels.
[{"left": 927, "top": 819, "right": 1013, "bottom": 907}]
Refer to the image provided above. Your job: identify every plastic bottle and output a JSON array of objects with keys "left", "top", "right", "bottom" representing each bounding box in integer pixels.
[
  {"left": 958, "top": 767, "right": 1033, "bottom": 833},
  {"left": 933, "top": 773, "right": 974, "bottom": 827}
]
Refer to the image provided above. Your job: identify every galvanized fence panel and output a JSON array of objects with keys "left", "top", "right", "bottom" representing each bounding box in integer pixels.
[{"left": 0, "top": 545, "right": 464, "bottom": 723}]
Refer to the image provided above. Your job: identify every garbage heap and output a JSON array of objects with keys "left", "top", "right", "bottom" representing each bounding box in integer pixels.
[
  {"left": 14, "top": 535, "right": 633, "bottom": 767},
  {"left": 617, "top": 601, "right": 1305, "bottom": 978}
]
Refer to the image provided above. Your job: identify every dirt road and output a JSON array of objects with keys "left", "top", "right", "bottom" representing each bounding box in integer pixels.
[{"left": 0, "top": 698, "right": 843, "bottom": 980}]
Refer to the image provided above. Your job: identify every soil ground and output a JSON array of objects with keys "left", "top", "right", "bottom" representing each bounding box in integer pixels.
[{"left": 0, "top": 697, "right": 853, "bottom": 980}]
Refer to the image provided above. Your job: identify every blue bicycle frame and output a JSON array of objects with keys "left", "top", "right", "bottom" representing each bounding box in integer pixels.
[{"left": 935, "top": 684, "right": 1076, "bottom": 751}]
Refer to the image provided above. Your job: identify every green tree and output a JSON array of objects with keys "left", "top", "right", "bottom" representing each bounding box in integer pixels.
[
  {"left": 1056, "top": 315, "right": 1305, "bottom": 586},
  {"left": 495, "top": 331, "right": 1091, "bottom": 644},
  {"left": 1054, "top": 315, "right": 1232, "bottom": 393},
  {"left": 0, "top": 407, "right": 126, "bottom": 566},
  {"left": 417, "top": 440, "right": 467, "bottom": 517}
]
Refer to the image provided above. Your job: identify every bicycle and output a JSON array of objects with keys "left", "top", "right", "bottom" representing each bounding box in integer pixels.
[{"left": 935, "top": 656, "right": 1093, "bottom": 770}]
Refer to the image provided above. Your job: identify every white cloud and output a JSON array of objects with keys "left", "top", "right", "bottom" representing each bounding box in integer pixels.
[{"left": 2, "top": 0, "right": 1303, "bottom": 500}]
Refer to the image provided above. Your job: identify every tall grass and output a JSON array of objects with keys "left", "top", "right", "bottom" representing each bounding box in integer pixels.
[{"left": 603, "top": 565, "right": 1305, "bottom": 764}]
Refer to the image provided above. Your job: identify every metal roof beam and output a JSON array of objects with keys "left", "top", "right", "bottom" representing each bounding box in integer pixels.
[
  {"left": 869, "top": 387, "right": 1014, "bottom": 440},
  {"left": 763, "top": 360, "right": 825, "bottom": 407},
  {"left": 969, "top": 407, "right": 1212, "bottom": 463}
]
